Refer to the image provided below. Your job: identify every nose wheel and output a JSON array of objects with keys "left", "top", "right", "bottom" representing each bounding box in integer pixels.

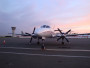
[
  {"left": 37, "top": 38, "right": 40, "bottom": 45},
  {"left": 37, "top": 41, "right": 40, "bottom": 45},
  {"left": 41, "top": 44, "right": 45, "bottom": 51},
  {"left": 41, "top": 39, "right": 46, "bottom": 50}
]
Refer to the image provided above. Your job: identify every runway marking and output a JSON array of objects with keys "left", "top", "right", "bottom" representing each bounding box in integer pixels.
[
  {"left": 0, "top": 51, "right": 90, "bottom": 58},
  {"left": 0, "top": 47, "right": 40, "bottom": 50},
  {"left": 0, "top": 47, "right": 90, "bottom": 52}
]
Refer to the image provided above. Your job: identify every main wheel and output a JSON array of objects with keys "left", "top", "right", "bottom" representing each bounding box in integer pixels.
[
  {"left": 41, "top": 45, "right": 45, "bottom": 50},
  {"left": 37, "top": 42, "right": 40, "bottom": 45},
  {"left": 62, "top": 42, "right": 64, "bottom": 45}
]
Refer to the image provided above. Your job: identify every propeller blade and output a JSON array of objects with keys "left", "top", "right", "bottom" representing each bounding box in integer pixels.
[
  {"left": 57, "top": 37, "right": 62, "bottom": 41},
  {"left": 66, "top": 29, "right": 71, "bottom": 34},
  {"left": 32, "top": 27, "right": 36, "bottom": 34},
  {"left": 30, "top": 37, "right": 32, "bottom": 43},
  {"left": 57, "top": 28, "right": 63, "bottom": 34},
  {"left": 65, "top": 37, "right": 69, "bottom": 42}
]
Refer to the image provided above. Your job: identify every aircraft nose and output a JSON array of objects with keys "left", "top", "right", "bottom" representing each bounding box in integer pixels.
[{"left": 35, "top": 30, "right": 42, "bottom": 36}]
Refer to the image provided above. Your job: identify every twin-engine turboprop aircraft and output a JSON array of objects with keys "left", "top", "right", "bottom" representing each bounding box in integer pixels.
[
  {"left": 18, "top": 25, "right": 90, "bottom": 48},
  {"left": 26, "top": 25, "right": 71, "bottom": 45}
]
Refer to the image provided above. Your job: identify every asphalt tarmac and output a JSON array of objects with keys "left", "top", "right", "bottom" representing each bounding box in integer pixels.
[{"left": 0, "top": 37, "right": 90, "bottom": 68}]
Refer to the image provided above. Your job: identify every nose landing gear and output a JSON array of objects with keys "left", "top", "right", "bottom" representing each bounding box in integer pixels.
[
  {"left": 37, "top": 41, "right": 40, "bottom": 45},
  {"left": 41, "top": 38, "right": 45, "bottom": 51}
]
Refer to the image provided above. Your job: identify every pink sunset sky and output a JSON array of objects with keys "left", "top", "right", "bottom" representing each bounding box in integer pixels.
[{"left": 0, "top": 0, "right": 90, "bottom": 35}]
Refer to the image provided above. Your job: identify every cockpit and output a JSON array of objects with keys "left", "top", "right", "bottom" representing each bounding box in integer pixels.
[{"left": 41, "top": 25, "right": 50, "bottom": 28}]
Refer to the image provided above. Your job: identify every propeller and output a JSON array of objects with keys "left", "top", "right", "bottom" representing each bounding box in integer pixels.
[
  {"left": 66, "top": 29, "right": 71, "bottom": 34},
  {"left": 30, "top": 27, "right": 36, "bottom": 43},
  {"left": 55, "top": 28, "right": 71, "bottom": 44},
  {"left": 32, "top": 27, "right": 36, "bottom": 34},
  {"left": 57, "top": 28, "right": 63, "bottom": 34}
]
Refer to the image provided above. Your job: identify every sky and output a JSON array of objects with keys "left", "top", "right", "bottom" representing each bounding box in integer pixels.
[{"left": 0, "top": 0, "right": 90, "bottom": 35}]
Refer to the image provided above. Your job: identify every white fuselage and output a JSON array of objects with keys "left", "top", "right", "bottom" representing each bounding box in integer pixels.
[{"left": 34, "top": 27, "right": 55, "bottom": 37}]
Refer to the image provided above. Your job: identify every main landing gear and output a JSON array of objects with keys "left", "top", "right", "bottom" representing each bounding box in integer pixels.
[
  {"left": 41, "top": 39, "right": 45, "bottom": 51},
  {"left": 37, "top": 41, "right": 40, "bottom": 45},
  {"left": 61, "top": 42, "right": 64, "bottom": 45}
]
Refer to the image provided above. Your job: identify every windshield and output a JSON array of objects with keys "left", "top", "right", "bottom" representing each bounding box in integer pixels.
[{"left": 41, "top": 25, "right": 50, "bottom": 28}]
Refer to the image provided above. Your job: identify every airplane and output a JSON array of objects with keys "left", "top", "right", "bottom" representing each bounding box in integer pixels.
[
  {"left": 8, "top": 31, "right": 31, "bottom": 37},
  {"left": 26, "top": 25, "right": 71, "bottom": 46},
  {"left": 20, "top": 31, "right": 31, "bottom": 36}
]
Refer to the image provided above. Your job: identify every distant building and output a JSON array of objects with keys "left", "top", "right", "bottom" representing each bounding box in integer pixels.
[{"left": 11, "top": 27, "right": 16, "bottom": 37}]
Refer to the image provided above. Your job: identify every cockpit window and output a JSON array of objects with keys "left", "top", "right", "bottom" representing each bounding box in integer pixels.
[{"left": 41, "top": 25, "right": 50, "bottom": 28}]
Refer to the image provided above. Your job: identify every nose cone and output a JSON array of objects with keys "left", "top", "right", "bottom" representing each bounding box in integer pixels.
[
  {"left": 34, "top": 29, "right": 42, "bottom": 36},
  {"left": 34, "top": 28, "right": 53, "bottom": 37}
]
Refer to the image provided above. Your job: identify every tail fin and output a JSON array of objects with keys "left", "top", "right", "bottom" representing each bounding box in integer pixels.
[{"left": 21, "top": 31, "right": 24, "bottom": 35}]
